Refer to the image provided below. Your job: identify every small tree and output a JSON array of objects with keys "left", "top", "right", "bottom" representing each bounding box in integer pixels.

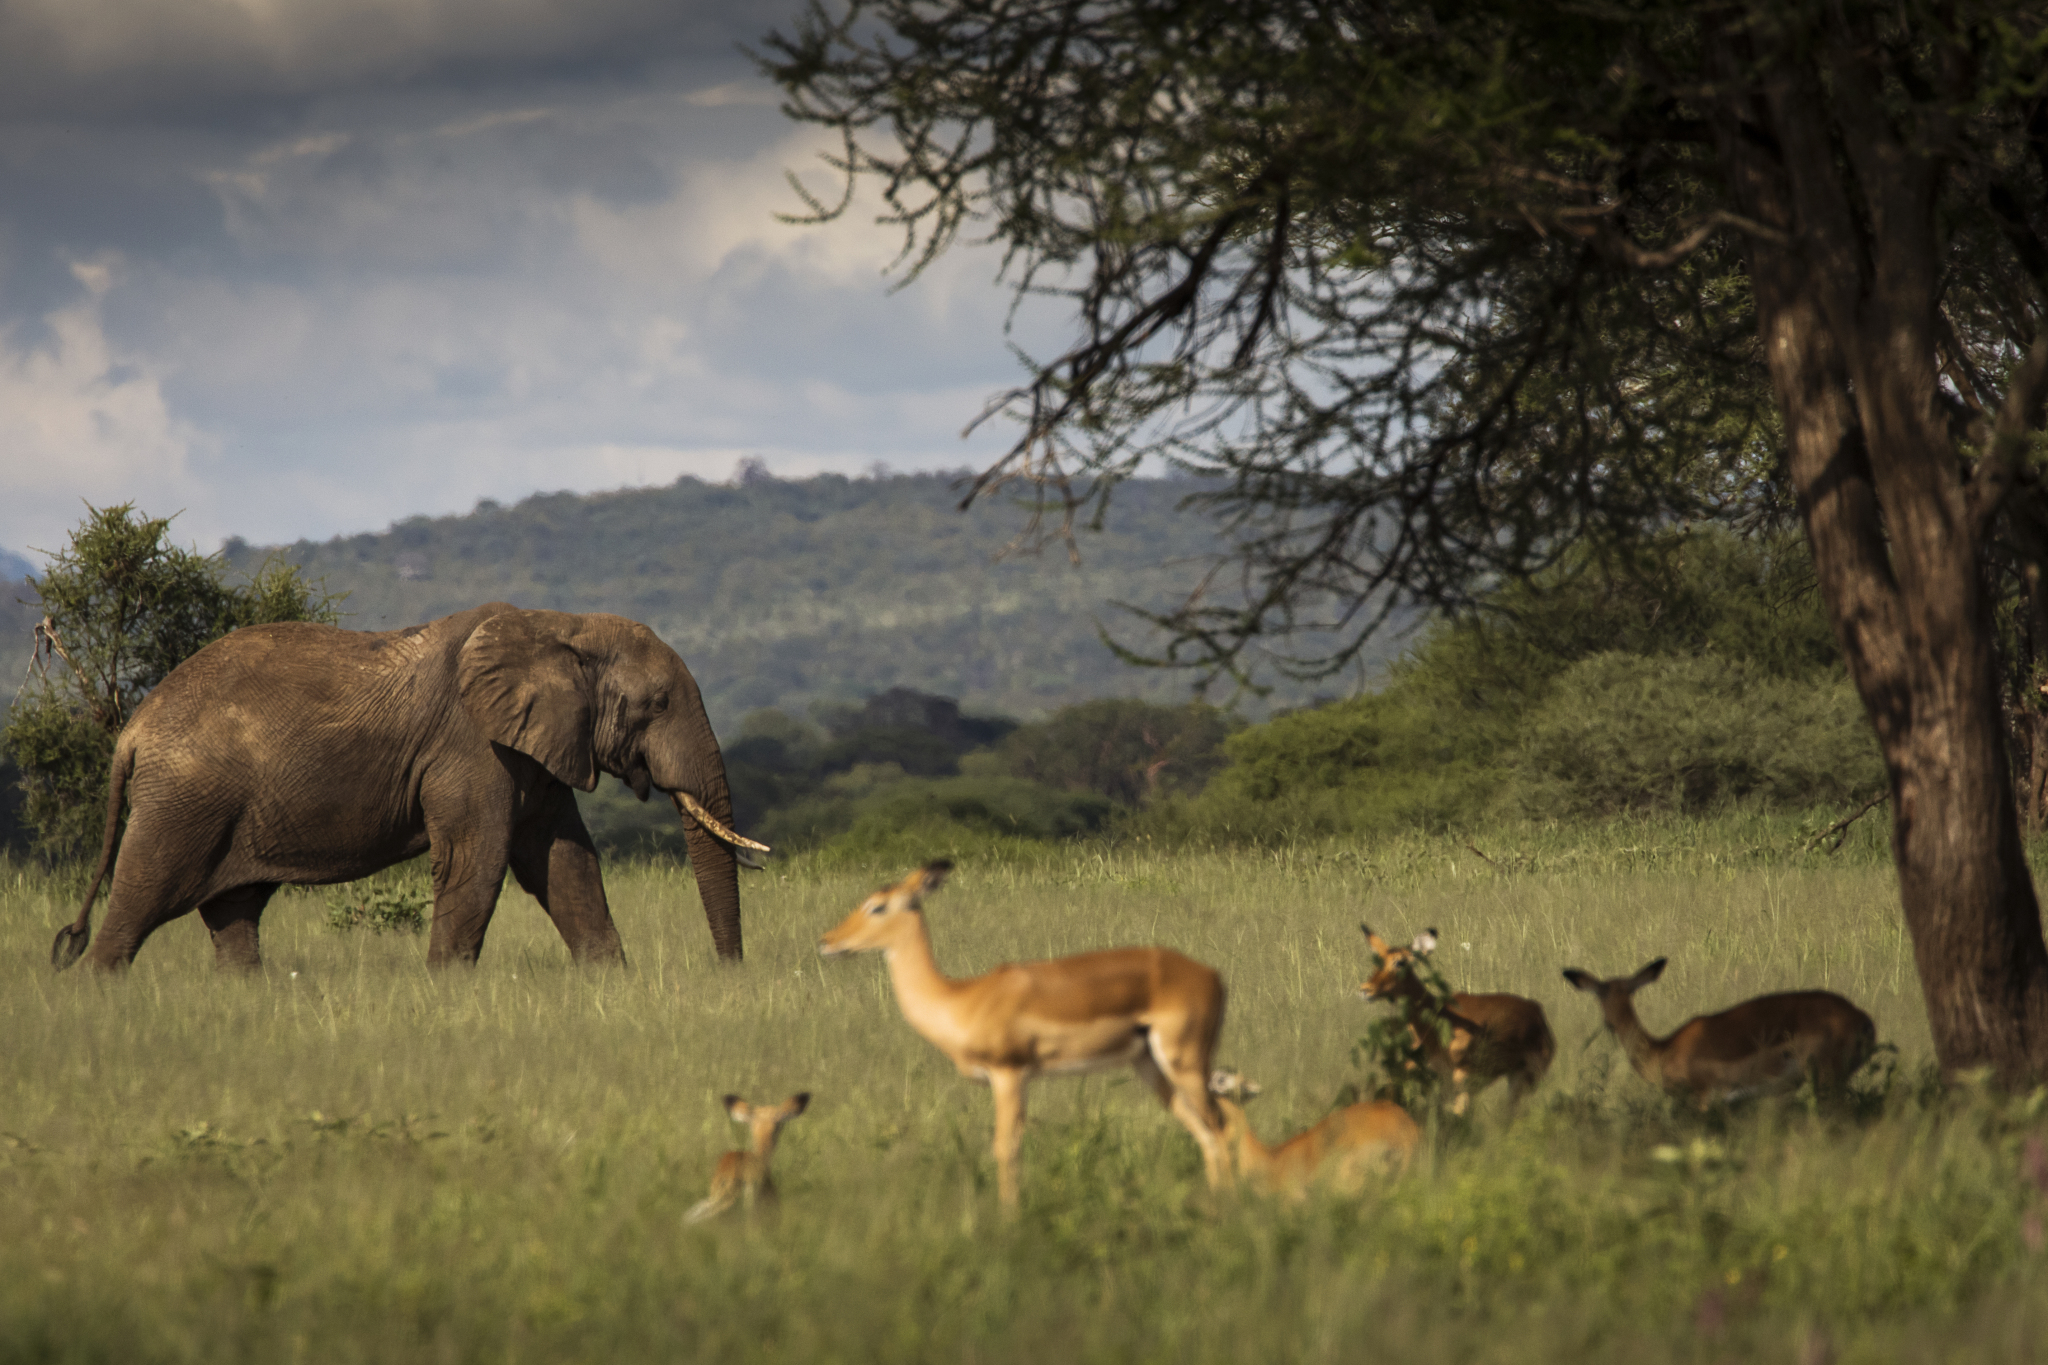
[
  {"left": 3, "top": 504, "right": 341, "bottom": 859},
  {"left": 997, "top": 699, "right": 1237, "bottom": 805}
]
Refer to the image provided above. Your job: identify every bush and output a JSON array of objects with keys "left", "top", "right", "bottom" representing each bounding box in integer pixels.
[
  {"left": 325, "top": 880, "right": 430, "bottom": 935},
  {"left": 1507, "top": 652, "right": 1882, "bottom": 817},
  {"left": 761, "top": 766, "right": 1116, "bottom": 857},
  {"left": 995, "top": 699, "right": 1238, "bottom": 805},
  {"left": 1150, "top": 688, "right": 1503, "bottom": 841}
]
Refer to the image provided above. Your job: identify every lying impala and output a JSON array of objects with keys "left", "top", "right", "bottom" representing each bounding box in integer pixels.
[
  {"left": 819, "top": 861, "right": 1229, "bottom": 1207},
  {"left": 685, "top": 1091, "right": 811, "bottom": 1223},
  {"left": 1208, "top": 1070, "right": 1419, "bottom": 1196},
  {"left": 1562, "top": 958, "right": 1876, "bottom": 1107},
  {"left": 1360, "top": 926, "right": 1555, "bottom": 1115}
]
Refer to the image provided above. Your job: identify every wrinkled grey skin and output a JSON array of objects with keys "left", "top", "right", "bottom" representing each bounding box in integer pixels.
[{"left": 53, "top": 603, "right": 751, "bottom": 972}]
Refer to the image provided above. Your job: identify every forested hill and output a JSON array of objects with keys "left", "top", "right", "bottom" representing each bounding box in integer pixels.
[{"left": 219, "top": 474, "right": 1399, "bottom": 729}]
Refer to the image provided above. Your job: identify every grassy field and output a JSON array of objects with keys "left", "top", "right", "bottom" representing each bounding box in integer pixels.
[{"left": 4, "top": 812, "right": 2045, "bottom": 1363}]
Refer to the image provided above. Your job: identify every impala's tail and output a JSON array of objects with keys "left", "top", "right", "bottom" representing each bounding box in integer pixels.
[{"left": 51, "top": 739, "right": 134, "bottom": 970}]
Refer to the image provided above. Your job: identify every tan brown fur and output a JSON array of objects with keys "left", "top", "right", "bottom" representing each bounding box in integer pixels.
[
  {"left": 1360, "top": 926, "right": 1555, "bottom": 1115},
  {"left": 1210, "top": 1072, "right": 1418, "bottom": 1196},
  {"left": 1562, "top": 958, "right": 1876, "bottom": 1107},
  {"left": 684, "top": 1092, "right": 810, "bottom": 1224},
  {"left": 818, "top": 861, "right": 1228, "bottom": 1207}
]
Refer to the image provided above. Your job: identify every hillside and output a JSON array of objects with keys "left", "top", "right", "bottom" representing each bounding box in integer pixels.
[{"left": 217, "top": 473, "right": 1408, "bottom": 730}]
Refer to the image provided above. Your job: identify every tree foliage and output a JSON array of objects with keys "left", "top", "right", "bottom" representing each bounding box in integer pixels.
[
  {"left": 997, "top": 698, "right": 1238, "bottom": 805},
  {"left": 3, "top": 505, "right": 341, "bottom": 859},
  {"left": 1181, "top": 528, "right": 1874, "bottom": 836}
]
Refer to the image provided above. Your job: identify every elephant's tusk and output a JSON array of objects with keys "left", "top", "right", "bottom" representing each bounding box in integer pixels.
[{"left": 672, "top": 791, "right": 772, "bottom": 856}]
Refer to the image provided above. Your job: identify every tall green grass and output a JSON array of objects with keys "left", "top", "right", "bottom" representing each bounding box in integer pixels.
[{"left": 3, "top": 815, "right": 2043, "bottom": 1364}]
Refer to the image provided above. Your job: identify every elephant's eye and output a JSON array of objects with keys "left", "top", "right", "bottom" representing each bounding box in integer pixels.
[{"left": 651, "top": 693, "right": 669, "bottom": 715}]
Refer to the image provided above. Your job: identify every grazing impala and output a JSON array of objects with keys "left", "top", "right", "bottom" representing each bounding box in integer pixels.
[
  {"left": 818, "top": 861, "right": 1229, "bottom": 1207},
  {"left": 1360, "top": 926, "right": 1555, "bottom": 1115},
  {"left": 685, "top": 1092, "right": 811, "bottom": 1223},
  {"left": 1208, "top": 1070, "right": 1419, "bottom": 1196},
  {"left": 1562, "top": 958, "right": 1876, "bottom": 1107}
]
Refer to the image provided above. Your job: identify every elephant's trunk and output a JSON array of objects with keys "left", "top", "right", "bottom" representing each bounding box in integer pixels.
[{"left": 680, "top": 818, "right": 744, "bottom": 961}]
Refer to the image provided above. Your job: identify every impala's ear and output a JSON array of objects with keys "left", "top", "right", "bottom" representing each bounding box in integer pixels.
[
  {"left": 457, "top": 610, "right": 597, "bottom": 791},
  {"left": 723, "top": 1095, "right": 750, "bottom": 1123},
  {"left": 918, "top": 860, "right": 954, "bottom": 894},
  {"left": 788, "top": 1093, "right": 812, "bottom": 1117},
  {"left": 1562, "top": 969, "right": 1596, "bottom": 992},
  {"left": 1412, "top": 928, "right": 1439, "bottom": 955},
  {"left": 1361, "top": 924, "right": 1391, "bottom": 955},
  {"left": 1628, "top": 958, "right": 1669, "bottom": 990}
]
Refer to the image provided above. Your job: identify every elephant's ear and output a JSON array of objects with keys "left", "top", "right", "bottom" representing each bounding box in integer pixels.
[{"left": 456, "top": 611, "right": 598, "bottom": 791}]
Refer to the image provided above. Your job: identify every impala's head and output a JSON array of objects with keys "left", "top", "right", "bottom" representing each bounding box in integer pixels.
[
  {"left": 1208, "top": 1069, "right": 1264, "bottom": 1102},
  {"left": 1358, "top": 924, "right": 1440, "bottom": 999},
  {"left": 1562, "top": 958, "right": 1668, "bottom": 1029},
  {"left": 724, "top": 1092, "right": 811, "bottom": 1148},
  {"left": 819, "top": 861, "right": 953, "bottom": 957}
]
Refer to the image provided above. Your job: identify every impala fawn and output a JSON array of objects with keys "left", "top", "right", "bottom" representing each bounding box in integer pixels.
[
  {"left": 1359, "top": 926, "right": 1555, "bottom": 1115},
  {"left": 684, "top": 1092, "right": 811, "bottom": 1223},
  {"left": 1562, "top": 958, "right": 1876, "bottom": 1106},
  {"left": 1209, "top": 1070, "right": 1419, "bottom": 1196},
  {"left": 818, "top": 861, "right": 1230, "bottom": 1207}
]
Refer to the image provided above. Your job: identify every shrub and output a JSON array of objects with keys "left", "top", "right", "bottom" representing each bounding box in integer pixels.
[
  {"left": 1507, "top": 652, "right": 1882, "bottom": 817},
  {"left": 761, "top": 767, "right": 1116, "bottom": 856},
  {"left": 995, "top": 699, "right": 1239, "bottom": 805},
  {"left": 1150, "top": 687, "right": 1504, "bottom": 840},
  {"left": 325, "top": 880, "right": 430, "bottom": 935}
]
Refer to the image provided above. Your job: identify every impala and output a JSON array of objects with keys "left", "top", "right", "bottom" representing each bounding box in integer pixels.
[
  {"left": 1360, "top": 926, "right": 1555, "bottom": 1115},
  {"left": 685, "top": 1091, "right": 811, "bottom": 1223},
  {"left": 1562, "top": 958, "right": 1877, "bottom": 1107},
  {"left": 818, "top": 861, "right": 1229, "bottom": 1207},
  {"left": 1208, "top": 1070, "right": 1419, "bottom": 1196}
]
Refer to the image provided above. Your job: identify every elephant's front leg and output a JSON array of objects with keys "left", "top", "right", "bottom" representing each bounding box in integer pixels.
[
  {"left": 507, "top": 787, "right": 625, "bottom": 966},
  {"left": 424, "top": 820, "right": 512, "bottom": 968}
]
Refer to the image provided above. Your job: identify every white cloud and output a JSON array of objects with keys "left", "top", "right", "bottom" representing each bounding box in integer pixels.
[
  {"left": 0, "top": 23, "right": 1065, "bottom": 559},
  {"left": 0, "top": 259, "right": 217, "bottom": 552}
]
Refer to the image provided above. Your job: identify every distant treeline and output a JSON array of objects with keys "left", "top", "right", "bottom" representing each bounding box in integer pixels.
[{"left": 219, "top": 472, "right": 1394, "bottom": 728}]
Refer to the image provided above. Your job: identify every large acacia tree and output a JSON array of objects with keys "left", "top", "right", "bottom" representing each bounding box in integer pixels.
[{"left": 762, "top": 0, "right": 2048, "bottom": 1077}]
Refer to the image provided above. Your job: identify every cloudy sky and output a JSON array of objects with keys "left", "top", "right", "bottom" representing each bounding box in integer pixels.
[{"left": 0, "top": 0, "right": 1058, "bottom": 561}]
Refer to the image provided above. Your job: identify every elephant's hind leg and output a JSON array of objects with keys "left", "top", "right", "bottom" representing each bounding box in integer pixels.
[
  {"left": 199, "top": 884, "right": 278, "bottom": 972},
  {"left": 84, "top": 814, "right": 219, "bottom": 970}
]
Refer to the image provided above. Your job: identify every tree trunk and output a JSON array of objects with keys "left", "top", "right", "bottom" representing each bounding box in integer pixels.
[{"left": 1705, "top": 22, "right": 2048, "bottom": 1081}]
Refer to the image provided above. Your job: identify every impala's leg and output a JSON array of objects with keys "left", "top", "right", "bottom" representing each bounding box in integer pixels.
[
  {"left": 1145, "top": 1026, "right": 1232, "bottom": 1191},
  {"left": 989, "top": 1069, "right": 1027, "bottom": 1209},
  {"left": 1448, "top": 1068, "right": 1473, "bottom": 1117}
]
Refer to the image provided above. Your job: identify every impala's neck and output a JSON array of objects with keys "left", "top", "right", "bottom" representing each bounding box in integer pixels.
[
  {"left": 880, "top": 912, "right": 964, "bottom": 1043},
  {"left": 1601, "top": 995, "right": 1668, "bottom": 1080},
  {"left": 748, "top": 1125, "right": 782, "bottom": 1165},
  {"left": 1220, "top": 1101, "right": 1273, "bottom": 1174}
]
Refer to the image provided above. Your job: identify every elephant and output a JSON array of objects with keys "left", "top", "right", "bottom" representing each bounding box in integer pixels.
[{"left": 51, "top": 602, "right": 768, "bottom": 973}]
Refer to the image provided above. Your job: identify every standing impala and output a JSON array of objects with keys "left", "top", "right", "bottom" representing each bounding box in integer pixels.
[
  {"left": 1562, "top": 958, "right": 1876, "bottom": 1107},
  {"left": 1208, "top": 1070, "right": 1419, "bottom": 1196},
  {"left": 1360, "top": 926, "right": 1555, "bottom": 1115},
  {"left": 818, "top": 861, "right": 1230, "bottom": 1207}
]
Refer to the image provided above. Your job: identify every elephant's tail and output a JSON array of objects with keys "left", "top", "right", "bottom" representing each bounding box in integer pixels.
[{"left": 52, "top": 740, "right": 133, "bottom": 971}]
